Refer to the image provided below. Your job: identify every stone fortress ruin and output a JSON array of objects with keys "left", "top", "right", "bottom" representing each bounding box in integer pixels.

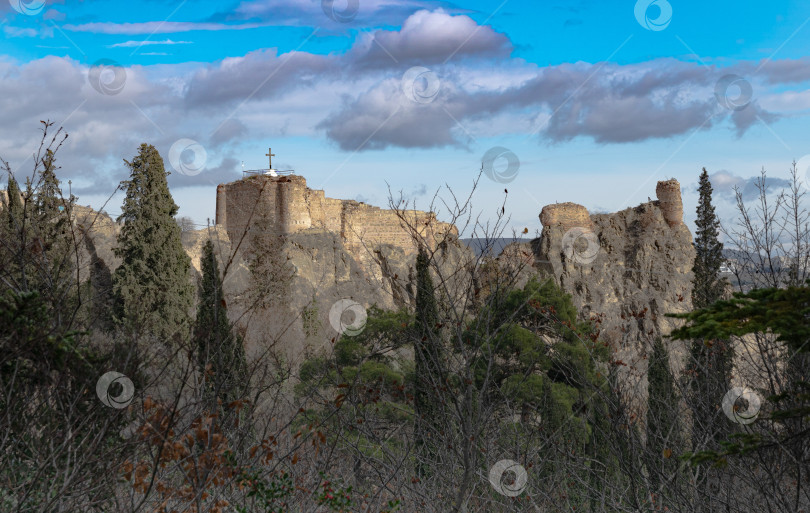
[
  {"left": 215, "top": 173, "right": 458, "bottom": 259},
  {"left": 3, "top": 156, "right": 712, "bottom": 409},
  {"left": 532, "top": 178, "right": 693, "bottom": 411},
  {"left": 539, "top": 178, "right": 684, "bottom": 232},
  {"left": 213, "top": 161, "right": 692, "bottom": 361}
]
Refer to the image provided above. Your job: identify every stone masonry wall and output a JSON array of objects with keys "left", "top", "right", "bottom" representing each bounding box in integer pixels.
[
  {"left": 539, "top": 202, "right": 592, "bottom": 231},
  {"left": 216, "top": 174, "right": 457, "bottom": 258}
]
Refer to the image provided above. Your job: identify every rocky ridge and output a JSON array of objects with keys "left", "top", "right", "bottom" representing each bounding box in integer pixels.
[{"left": 33, "top": 178, "right": 695, "bottom": 377}]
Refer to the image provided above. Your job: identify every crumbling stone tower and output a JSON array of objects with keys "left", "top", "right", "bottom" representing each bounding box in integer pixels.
[
  {"left": 655, "top": 179, "right": 683, "bottom": 227},
  {"left": 539, "top": 202, "right": 593, "bottom": 231}
]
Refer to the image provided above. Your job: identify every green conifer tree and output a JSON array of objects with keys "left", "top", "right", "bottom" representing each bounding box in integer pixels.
[
  {"left": 1, "top": 175, "right": 27, "bottom": 291},
  {"left": 692, "top": 168, "right": 727, "bottom": 309},
  {"left": 195, "top": 239, "right": 247, "bottom": 415},
  {"left": 645, "top": 338, "right": 682, "bottom": 494},
  {"left": 3, "top": 174, "right": 24, "bottom": 234},
  {"left": 687, "top": 168, "right": 733, "bottom": 509},
  {"left": 413, "top": 246, "right": 442, "bottom": 477},
  {"left": 30, "top": 150, "right": 75, "bottom": 327},
  {"left": 112, "top": 143, "right": 193, "bottom": 341}
]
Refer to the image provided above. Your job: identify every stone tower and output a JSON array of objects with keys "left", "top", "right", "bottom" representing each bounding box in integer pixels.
[
  {"left": 539, "top": 202, "right": 593, "bottom": 231},
  {"left": 655, "top": 179, "right": 683, "bottom": 227}
]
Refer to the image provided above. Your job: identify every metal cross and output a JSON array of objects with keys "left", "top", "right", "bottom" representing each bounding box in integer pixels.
[{"left": 265, "top": 148, "right": 275, "bottom": 169}]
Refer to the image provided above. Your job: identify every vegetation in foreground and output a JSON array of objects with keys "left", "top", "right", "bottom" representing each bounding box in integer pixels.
[{"left": 0, "top": 123, "right": 808, "bottom": 512}]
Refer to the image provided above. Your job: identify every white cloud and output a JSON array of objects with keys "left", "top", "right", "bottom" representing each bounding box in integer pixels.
[
  {"left": 351, "top": 9, "right": 511, "bottom": 67},
  {"left": 64, "top": 21, "right": 268, "bottom": 35},
  {"left": 107, "top": 39, "right": 193, "bottom": 48},
  {"left": 3, "top": 26, "right": 38, "bottom": 37},
  {"left": 0, "top": 9, "right": 806, "bottom": 202}
]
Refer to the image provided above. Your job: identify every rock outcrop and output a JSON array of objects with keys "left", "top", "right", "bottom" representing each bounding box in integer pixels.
[
  {"left": 10, "top": 176, "right": 696, "bottom": 382},
  {"left": 211, "top": 174, "right": 471, "bottom": 363},
  {"left": 534, "top": 179, "right": 694, "bottom": 405}
]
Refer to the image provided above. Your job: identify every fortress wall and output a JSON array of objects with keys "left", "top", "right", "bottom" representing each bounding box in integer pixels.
[
  {"left": 220, "top": 177, "right": 283, "bottom": 241},
  {"left": 279, "top": 176, "right": 312, "bottom": 232},
  {"left": 305, "top": 189, "right": 326, "bottom": 229},
  {"left": 539, "top": 202, "right": 592, "bottom": 231},
  {"left": 305, "top": 189, "right": 342, "bottom": 233},
  {"left": 353, "top": 208, "right": 413, "bottom": 248},
  {"left": 219, "top": 174, "right": 458, "bottom": 259},
  {"left": 323, "top": 198, "right": 342, "bottom": 233},
  {"left": 344, "top": 206, "right": 457, "bottom": 251},
  {"left": 341, "top": 202, "right": 363, "bottom": 253},
  {"left": 655, "top": 179, "right": 683, "bottom": 227},
  {"left": 215, "top": 184, "right": 227, "bottom": 226}
]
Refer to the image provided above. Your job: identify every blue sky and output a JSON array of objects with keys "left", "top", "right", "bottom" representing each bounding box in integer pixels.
[{"left": 1, "top": 0, "right": 809, "bottom": 236}]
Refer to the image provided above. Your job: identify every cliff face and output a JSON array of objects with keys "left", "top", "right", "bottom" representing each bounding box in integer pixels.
[
  {"left": 42, "top": 188, "right": 469, "bottom": 366},
  {"left": 216, "top": 175, "right": 458, "bottom": 266},
  {"left": 535, "top": 180, "right": 694, "bottom": 402},
  {"left": 21, "top": 177, "right": 694, "bottom": 378}
]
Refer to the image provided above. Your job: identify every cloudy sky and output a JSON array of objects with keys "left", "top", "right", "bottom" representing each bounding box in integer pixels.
[{"left": 1, "top": 0, "right": 809, "bottom": 236}]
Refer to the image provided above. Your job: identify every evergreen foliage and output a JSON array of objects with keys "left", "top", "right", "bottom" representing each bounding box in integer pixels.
[
  {"left": 670, "top": 281, "right": 810, "bottom": 466},
  {"left": 112, "top": 143, "right": 193, "bottom": 341},
  {"left": 687, "top": 168, "right": 733, "bottom": 456},
  {"left": 30, "top": 150, "right": 76, "bottom": 326},
  {"left": 692, "top": 168, "right": 727, "bottom": 309},
  {"left": 0, "top": 174, "right": 27, "bottom": 291},
  {"left": 297, "top": 272, "right": 609, "bottom": 508},
  {"left": 646, "top": 337, "right": 682, "bottom": 492},
  {"left": 413, "top": 247, "right": 442, "bottom": 475},
  {"left": 3, "top": 174, "right": 23, "bottom": 234},
  {"left": 195, "top": 239, "right": 248, "bottom": 413}
]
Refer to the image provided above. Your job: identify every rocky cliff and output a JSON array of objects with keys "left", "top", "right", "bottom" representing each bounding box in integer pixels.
[
  {"left": 532, "top": 179, "right": 694, "bottom": 404},
  {"left": 65, "top": 198, "right": 471, "bottom": 366},
  {"left": 37, "top": 177, "right": 695, "bottom": 380}
]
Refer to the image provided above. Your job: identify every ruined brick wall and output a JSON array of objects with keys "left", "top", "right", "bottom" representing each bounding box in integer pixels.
[
  {"left": 217, "top": 175, "right": 457, "bottom": 257},
  {"left": 341, "top": 205, "right": 452, "bottom": 253},
  {"left": 304, "top": 189, "right": 342, "bottom": 233},
  {"left": 280, "top": 176, "right": 312, "bottom": 231},
  {"left": 655, "top": 179, "right": 683, "bottom": 227},
  {"left": 215, "top": 184, "right": 227, "bottom": 227},
  {"left": 539, "top": 202, "right": 592, "bottom": 231},
  {"left": 218, "top": 176, "right": 281, "bottom": 241}
]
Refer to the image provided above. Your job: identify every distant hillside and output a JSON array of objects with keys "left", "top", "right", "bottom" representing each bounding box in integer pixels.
[{"left": 460, "top": 237, "right": 532, "bottom": 257}]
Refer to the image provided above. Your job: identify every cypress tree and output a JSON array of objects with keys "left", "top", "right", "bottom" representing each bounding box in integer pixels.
[
  {"left": 692, "top": 168, "right": 726, "bottom": 309},
  {"left": 1, "top": 175, "right": 27, "bottom": 291},
  {"left": 31, "top": 150, "right": 75, "bottom": 326},
  {"left": 688, "top": 168, "right": 733, "bottom": 510},
  {"left": 645, "top": 338, "right": 682, "bottom": 494},
  {"left": 112, "top": 143, "right": 193, "bottom": 341},
  {"left": 195, "top": 239, "right": 247, "bottom": 415},
  {"left": 413, "top": 246, "right": 441, "bottom": 477},
  {"left": 3, "top": 175, "right": 24, "bottom": 234}
]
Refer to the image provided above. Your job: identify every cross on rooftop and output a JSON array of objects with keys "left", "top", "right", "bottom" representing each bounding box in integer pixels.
[{"left": 265, "top": 148, "right": 275, "bottom": 169}]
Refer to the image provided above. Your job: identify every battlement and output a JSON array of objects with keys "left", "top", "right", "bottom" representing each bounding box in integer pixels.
[{"left": 215, "top": 174, "right": 457, "bottom": 255}]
